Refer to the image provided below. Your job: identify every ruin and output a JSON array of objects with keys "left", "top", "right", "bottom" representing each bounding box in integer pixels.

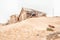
[
  {"left": 8, "top": 15, "right": 19, "bottom": 24},
  {"left": 0, "top": 8, "right": 46, "bottom": 25},
  {"left": 18, "top": 8, "right": 46, "bottom": 21}
]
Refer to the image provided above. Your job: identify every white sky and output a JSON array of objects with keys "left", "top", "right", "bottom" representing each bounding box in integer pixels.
[
  {"left": 54, "top": 0, "right": 60, "bottom": 16},
  {"left": 0, "top": 0, "right": 59, "bottom": 23}
]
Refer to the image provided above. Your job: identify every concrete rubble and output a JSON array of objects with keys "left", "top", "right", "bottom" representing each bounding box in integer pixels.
[{"left": 7, "top": 8, "right": 46, "bottom": 24}]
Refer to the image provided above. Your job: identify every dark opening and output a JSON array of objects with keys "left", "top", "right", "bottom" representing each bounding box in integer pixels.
[{"left": 32, "top": 14, "right": 36, "bottom": 16}]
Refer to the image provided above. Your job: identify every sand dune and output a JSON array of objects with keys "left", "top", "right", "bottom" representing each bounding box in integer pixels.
[{"left": 0, "top": 17, "right": 60, "bottom": 40}]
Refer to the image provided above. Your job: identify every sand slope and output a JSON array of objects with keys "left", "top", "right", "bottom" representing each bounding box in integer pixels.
[{"left": 0, "top": 17, "right": 60, "bottom": 40}]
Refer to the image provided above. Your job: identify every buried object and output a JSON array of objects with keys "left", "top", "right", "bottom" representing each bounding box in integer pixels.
[{"left": 47, "top": 32, "right": 60, "bottom": 40}]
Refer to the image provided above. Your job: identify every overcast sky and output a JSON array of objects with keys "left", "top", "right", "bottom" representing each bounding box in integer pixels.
[{"left": 0, "top": 0, "right": 59, "bottom": 23}]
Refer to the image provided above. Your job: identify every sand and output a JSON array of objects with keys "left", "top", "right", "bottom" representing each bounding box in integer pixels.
[{"left": 0, "top": 17, "right": 60, "bottom": 40}]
